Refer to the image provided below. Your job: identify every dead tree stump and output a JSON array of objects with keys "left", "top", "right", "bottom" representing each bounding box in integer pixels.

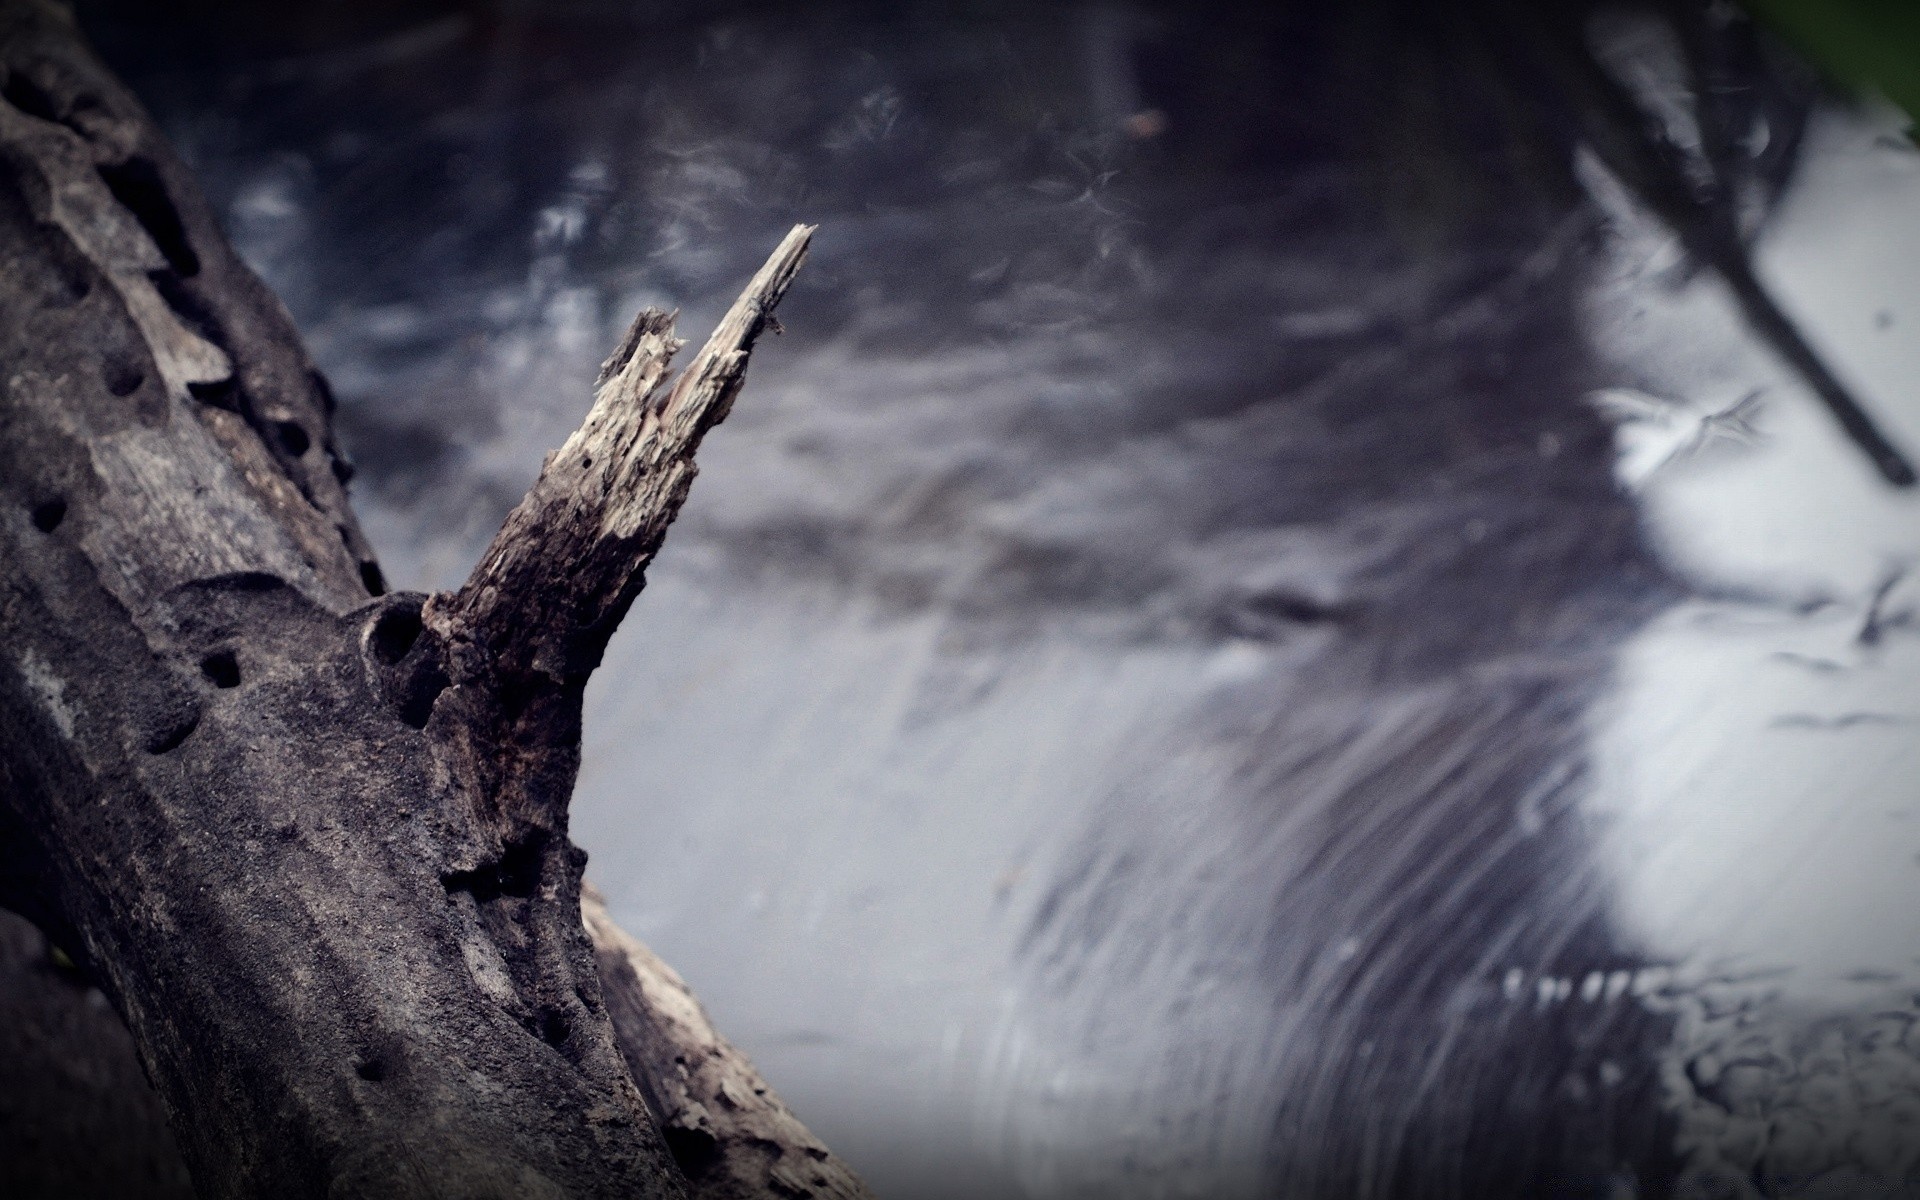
[{"left": 0, "top": 3, "right": 868, "bottom": 1197}]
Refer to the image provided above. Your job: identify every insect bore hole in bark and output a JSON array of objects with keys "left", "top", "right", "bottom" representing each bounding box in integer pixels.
[
  {"left": 30, "top": 499, "right": 65, "bottom": 532},
  {"left": 275, "top": 420, "right": 310, "bottom": 457},
  {"left": 396, "top": 670, "right": 447, "bottom": 730},
  {"left": 441, "top": 833, "right": 547, "bottom": 903},
  {"left": 339, "top": 524, "right": 387, "bottom": 596},
  {"left": 369, "top": 601, "right": 448, "bottom": 729},
  {"left": 662, "top": 1124, "right": 722, "bottom": 1175},
  {"left": 102, "top": 356, "right": 144, "bottom": 396},
  {"left": 1, "top": 68, "right": 107, "bottom": 145},
  {"left": 200, "top": 650, "right": 240, "bottom": 689},
  {"left": 95, "top": 157, "right": 199, "bottom": 278},
  {"left": 370, "top": 606, "right": 423, "bottom": 665},
  {"left": 185, "top": 377, "right": 238, "bottom": 409},
  {"left": 1, "top": 70, "right": 60, "bottom": 122},
  {"left": 353, "top": 1050, "right": 391, "bottom": 1083},
  {"left": 145, "top": 710, "right": 200, "bottom": 755}
]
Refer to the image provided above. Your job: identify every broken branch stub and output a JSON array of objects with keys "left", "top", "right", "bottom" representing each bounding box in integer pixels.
[{"left": 429, "top": 225, "right": 815, "bottom": 710}]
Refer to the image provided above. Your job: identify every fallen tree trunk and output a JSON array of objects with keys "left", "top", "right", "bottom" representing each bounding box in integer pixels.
[{"left": 0, "top": 2, "right": 867, "bottom": 1196}]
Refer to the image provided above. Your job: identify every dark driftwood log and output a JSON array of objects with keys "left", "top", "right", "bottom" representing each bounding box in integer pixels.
[{"left": 0, "top": 2, "right": 867, "bottom": 1197}]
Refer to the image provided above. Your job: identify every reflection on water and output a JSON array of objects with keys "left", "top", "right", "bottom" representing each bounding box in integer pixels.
[
  {"left": 71, "top": 2, "right": 1920, "bottom": 1197},
  {"left": 1584, "top": 103, "right": 1920, "bottom": 1198}
]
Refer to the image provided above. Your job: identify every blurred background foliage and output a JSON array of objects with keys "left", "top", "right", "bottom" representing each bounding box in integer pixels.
[{"left": 1743, "top": 0, "right": 1920, "bottom": 133}]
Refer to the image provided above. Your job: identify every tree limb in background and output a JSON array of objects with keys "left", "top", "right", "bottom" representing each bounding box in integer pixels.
[{"left": 1499, "top": 0, "right": 1917, "bottom": 488}]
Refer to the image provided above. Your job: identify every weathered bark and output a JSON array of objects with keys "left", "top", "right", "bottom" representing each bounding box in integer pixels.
[
  {"left": 586, "top": 889, "right": 873, "bottom": 1200},
  {"left": 0, "top": 2, "right": 864, "bottom": 1196},
  {"left": 0, "top": 896, "right": 877, "bottom": 1200}
]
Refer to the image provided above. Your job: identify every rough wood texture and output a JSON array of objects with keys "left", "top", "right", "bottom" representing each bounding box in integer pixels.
[
  {"left": 422, "top": 225, "right": 811, "bottom": 834},
  {"left": 585, "top": 889, "right": 875, "bottom": 1200},
  {"left": 428, "top": 224, "right": 812, "bottom": 711},
  {"left": 0, "top": 2, "right": 859, "bottom": 1197},
  {"left": 0, "top": 892, "right": 875, "bottom": 1200}
]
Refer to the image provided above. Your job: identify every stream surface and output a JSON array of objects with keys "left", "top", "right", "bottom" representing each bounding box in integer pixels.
[{"left": 80, "top": 4, "right": 1920, "bottom": 1196}]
